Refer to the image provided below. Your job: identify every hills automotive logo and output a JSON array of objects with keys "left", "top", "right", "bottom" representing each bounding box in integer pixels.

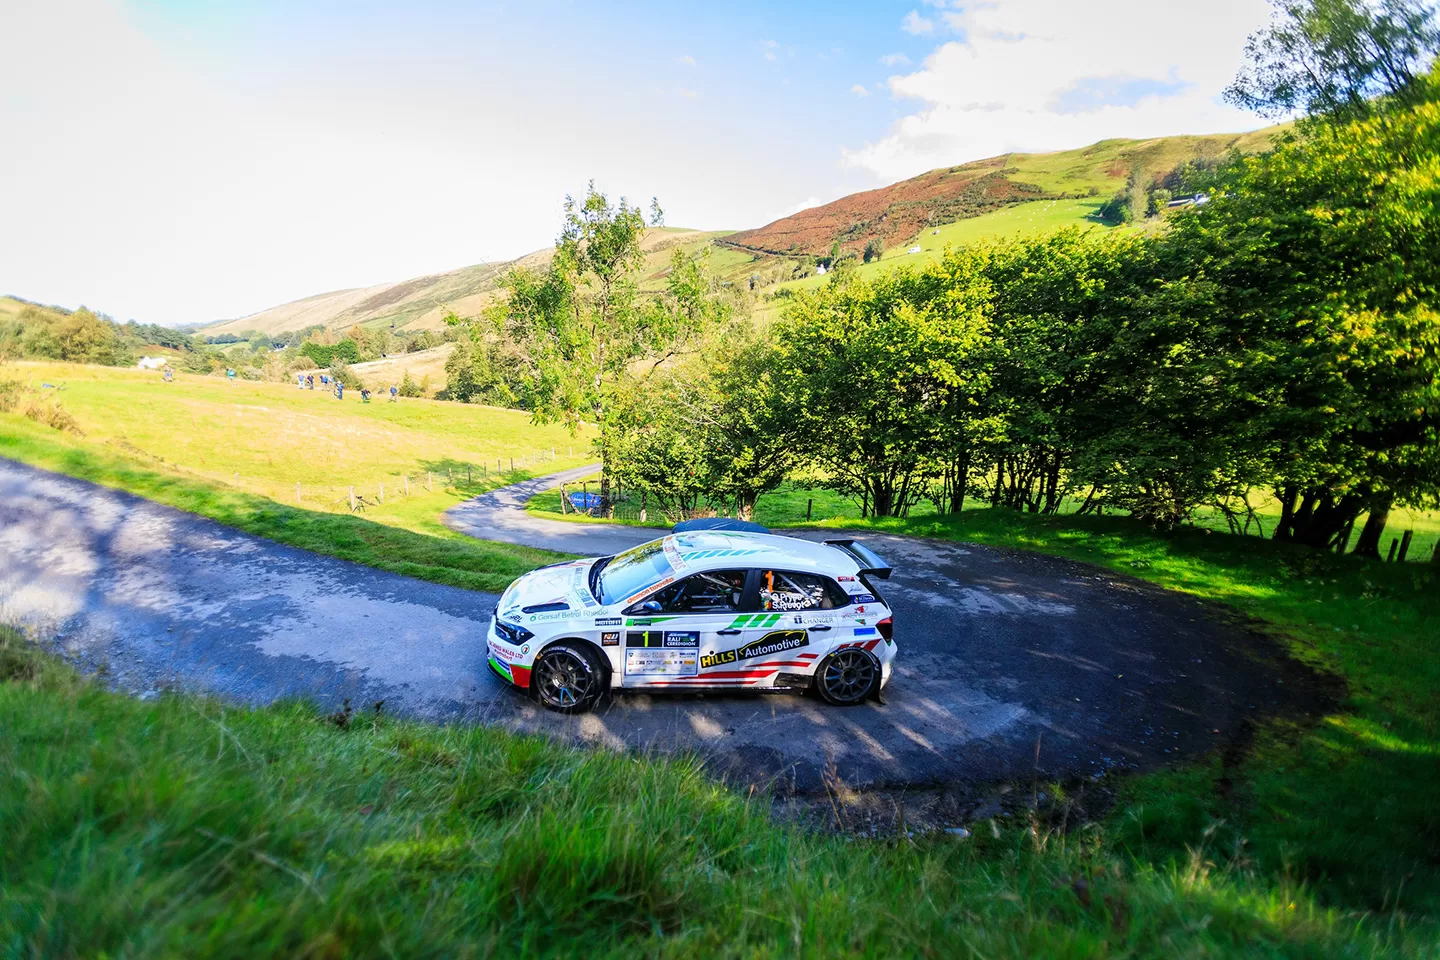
[{"left": 700, "top": 630, "right": 808, "bottom": 669}]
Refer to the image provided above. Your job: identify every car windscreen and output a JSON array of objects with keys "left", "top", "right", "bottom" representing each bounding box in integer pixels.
[{"left": 596, "top": 539, "right": 676, "bottom": 606}]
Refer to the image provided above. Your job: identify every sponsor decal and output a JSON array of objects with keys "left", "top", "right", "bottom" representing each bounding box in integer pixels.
[
  {"left": 700, "top": 648, "right": 737, "bottom": 669},
  {"left": 625, "top": 648, "right": 698, "bottom": 677},
  {"left": 664, "top": 631, "right": 699, "bottom": 648},
  {"left": 792, "top": 613, "right": 837, "bottom": 626},
  {"left": 626, "top": 616, "right": 677, "bottom": 627},
  {"left": 837, "top": 575, "right": 857, "bottom": 582},
  {"left": 488, "top": 655, "right": 513, "bottom": 682},
  {"left": 528, "top": 610, "right": 577, "bottom": 623},
  {"left": 601, "top": 631, "right": 620, "bottom": 646},
  {"left": 521, "top": 644, "right": 530, "bottom": 655},
  {"left": 662, "top": 538, "right": 690, "bottom": 573},
  {"left": 853, "top": 627, "right": 878, "bottom": 637},
  {"left": 701, "top": 630, "right": 810, "bottom": 670},
  {"left": 568, "top": 566, "right": 599, "bottom": 608},
  {"left": 595, "top": 616, "right": 623, "bottom": 627},
  {"left": 851, "top": 594, "right": 877, "bottom": 604},
  {"left": 489, "top": 641, "right": 521, "bottom": 662},
  {"left": 624, "top": 575, "right": 675, "bottom": 604}
]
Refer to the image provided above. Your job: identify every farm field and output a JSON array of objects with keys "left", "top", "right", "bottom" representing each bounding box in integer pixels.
[
  {"left": 298, "top": 343, "right": 455, "bottom": 395},
  {"left": 0, "top": 361, "right": 591, "bottom": 590}
]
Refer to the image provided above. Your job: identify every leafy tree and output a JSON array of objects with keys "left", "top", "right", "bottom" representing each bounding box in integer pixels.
[
  {"left": 863, "top": 239, "right": 885, "bottom": 263},
  {"left": 1225, "top": 0, "right": 1440, "bottom": 120},
  {"left": 1165, "top": 92, "right": 1440, "bottom": 549},
  {"left": 398, "top": 370, "right": 423, "bottom": 397}
]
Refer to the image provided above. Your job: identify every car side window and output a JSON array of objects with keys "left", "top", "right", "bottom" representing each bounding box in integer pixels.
[
  {"left": 758, "top": 570, "right": 848, "bottom": 611},
  {"left": 640, "top": 569, "right": 748, "bottom": 615}
]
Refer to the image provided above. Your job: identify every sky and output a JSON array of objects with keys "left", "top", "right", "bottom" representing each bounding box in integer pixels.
[{"left": 1, "top": 0, "right": 1275, "bottom": 327}]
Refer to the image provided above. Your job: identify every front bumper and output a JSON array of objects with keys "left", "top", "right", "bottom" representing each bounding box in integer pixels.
[{"left": 486, "top": 620, "right": 532, "bottom": 688}]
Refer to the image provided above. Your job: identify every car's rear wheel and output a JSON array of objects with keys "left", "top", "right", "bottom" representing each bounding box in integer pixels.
[
  {"left": 814, "top": 648, "right": 879, "bottom": 705},
  {"left": 530, "top": 642, "right": 607, "bottom": 713}
]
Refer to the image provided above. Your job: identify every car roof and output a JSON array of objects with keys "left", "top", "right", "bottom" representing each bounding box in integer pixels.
[{"left": 661, "top": 530, "right": 862, "bottom": 577}]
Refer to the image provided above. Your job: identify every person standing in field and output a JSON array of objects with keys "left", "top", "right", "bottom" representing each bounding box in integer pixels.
[
  {"left": 163, "top": 366, "right": 174, "bottom": 383},
  {"left": 360, "top": 387, "right": 371, "bottom": 403},
  {"left": 389, "top": 384, "right": 398, "bottom": 402},
  {"left": 336, "top": 380, "right": 344, "bottom": 400},
  {"left": 306, "top": 374, "right": 314, "bottom": 390},
  {"left": 297, "top": 373, "right": 305, "bottom": 389},
  {"left": 226, "top": 368, "right": 236, "bottom": 384}
]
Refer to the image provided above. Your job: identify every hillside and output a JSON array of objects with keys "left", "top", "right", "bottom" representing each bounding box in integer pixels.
[
  {"left": 203, "top": 124, "right": 1287, "bottom": 338},
  {"left": 725, "top": 125, "right": 1287, "bottom": 259},
  {"left": 204, "top": 229, "right": 724, "bottom": 338}
]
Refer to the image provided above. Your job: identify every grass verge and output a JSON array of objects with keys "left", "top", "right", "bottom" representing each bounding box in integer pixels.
[
  {"left": 0, "top": 412, "right": 567, "bottom": 593},
  {"left": 2, "top": 625, "right": 1430, "bottom": 957}
]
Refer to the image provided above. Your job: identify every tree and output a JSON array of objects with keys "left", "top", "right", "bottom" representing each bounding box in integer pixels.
[
  {"left": 1225, "top": 0, "right": 1440, "bottom": 120},
  {"left": 774, "top": 267, "right": 993, "bottom": 518},
  {"left": 1166, "top": 92, "right": 1440, "bottom": 549},
  {"left": 489, "top": 184, "right": 719, "bottom": 511},
  {"left": 399, "top": 370, "right": 423, "bottom": 397},
  {"left": 863, "top": 239, "right": 885, "bottom": 263}
]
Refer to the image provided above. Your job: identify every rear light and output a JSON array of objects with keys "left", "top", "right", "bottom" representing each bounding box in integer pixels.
[{"left": 876, "top": 617, "right": 893, "bottom": 641}]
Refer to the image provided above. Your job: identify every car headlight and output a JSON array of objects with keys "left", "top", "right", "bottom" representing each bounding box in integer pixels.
[{"left": 495, "top": 621, "right": 534, "bottom": 645}]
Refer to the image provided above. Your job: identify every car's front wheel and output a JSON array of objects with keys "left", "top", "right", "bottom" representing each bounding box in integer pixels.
[
  {"left": 814, "top": 648, "right": 879, "bottom": 705},
  {"left": 530, "top": 642, "right": 607, "bottom": 713}
]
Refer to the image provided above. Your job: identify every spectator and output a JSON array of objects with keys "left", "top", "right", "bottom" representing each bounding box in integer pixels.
[
  {"left": 336, "top": 380, "right": 344, "bottom": 400},
  {"left": 360, "top": 387, "right": 371, "bottom": 403},
  {"left": 389, "top": 384, "right": 398, "bottom": 402}
]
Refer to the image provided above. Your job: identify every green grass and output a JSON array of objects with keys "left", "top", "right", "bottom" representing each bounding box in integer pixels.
[{"left": 3, "top": 620, "right": 1432, "bottom": 957}]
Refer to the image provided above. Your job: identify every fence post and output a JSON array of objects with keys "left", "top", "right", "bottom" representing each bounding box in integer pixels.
[
  {"left": 559, "top": 483, "right": 568, "bottom": 514},
  {"left": 1387, "top": 537, "right": 1399, "bottom": 562},
  {"left": 379, "top": 482, "right": 384, "bottom": 504},
  {"left": 296, "top": 482, "right": 301, "bottom": 502},
  {"left": 349, "top": 487, "right": 356, "bottom": 511},
  {"left": 427, "top": 471, "right": 433, "bottom": 492},
  {"left": 807, "top": 498, "right": 813, "bottom": 521},
  {"left": 1399, "top": 529, "right": 1414, "bottom": 562},
  {"left": 467, "top": 467, "right": 471, "bottom": 484},
  {"left": 510, "top": 457, "right": 514, "bottom": 473},
  {"left": 482, "top": 464, "right": 487, "bottom": 479},
  {"left": 404, "top": 475, "right": 410, "bottom": 496},
  {"left": 551, "top": 446, "right": 555, "bottom": 460},
  {"left": 640, "top": 491, "right": 647, "bottom": 524}
]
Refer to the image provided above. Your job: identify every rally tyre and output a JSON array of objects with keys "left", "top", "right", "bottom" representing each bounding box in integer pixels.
[
  {"left": 814, "top": 648, "right": 879, "bottom": 706},
  {"left": 531, "top": 643, "right": 607, "bottom": 714}
]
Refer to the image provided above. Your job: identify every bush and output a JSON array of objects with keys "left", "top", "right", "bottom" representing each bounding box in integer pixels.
[{"left": 398, "top": 371, "right": 422, "bottom": 397}]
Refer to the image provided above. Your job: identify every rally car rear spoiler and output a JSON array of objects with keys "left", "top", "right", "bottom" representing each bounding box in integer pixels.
[{"left": 822, "top": 539, "right": 893, "bottom": 579}]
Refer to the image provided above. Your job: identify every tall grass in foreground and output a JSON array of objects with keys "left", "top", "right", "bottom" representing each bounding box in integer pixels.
[{"left": 0, "top": 628, "right": 1426, "bottom": 958}]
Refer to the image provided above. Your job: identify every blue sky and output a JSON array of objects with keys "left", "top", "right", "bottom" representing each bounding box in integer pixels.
[{"left": 2, "top": 0, "right": 1273, "bottom": 326}]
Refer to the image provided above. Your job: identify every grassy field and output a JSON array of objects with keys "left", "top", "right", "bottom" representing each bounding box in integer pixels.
[
  {"left": 0, "top": 361, "right": 590, "bottom": 592},
  {"left": 298, "top": 343, "right": 456, "bottom": 395}
]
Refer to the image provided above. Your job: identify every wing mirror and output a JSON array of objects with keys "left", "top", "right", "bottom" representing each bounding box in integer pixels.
[{"left": 641, "top": 600, "right": 663, "bottom": 613}]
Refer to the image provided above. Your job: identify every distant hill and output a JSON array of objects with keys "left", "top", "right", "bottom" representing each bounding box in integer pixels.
[
  {"left": 724, "top": 125, "right": 1286, "bottom": 259},
  {"left": 203, "top": 124, "right": 1287, "bottom": 337},
  {"left": 202, "top": 229, "right": 724, "bottom": 337}
]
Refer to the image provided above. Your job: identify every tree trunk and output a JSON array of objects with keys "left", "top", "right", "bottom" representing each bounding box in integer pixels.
[{"left": 1352, "top": 494, "right": 1393, "bottom": 559}]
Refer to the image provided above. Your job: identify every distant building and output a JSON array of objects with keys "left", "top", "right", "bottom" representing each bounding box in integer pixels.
[
  {"left": 908, "top": 245, "right": 922, "bottom": 254},
  {"left": 1166, "top": 193, "right": 1211, "bottom": 209},
  {"left": 815, "top": 263, "right": 827, "bottom": 275},
  {"left": 137, "top": 356, "right": 167, "bottom": 370}
]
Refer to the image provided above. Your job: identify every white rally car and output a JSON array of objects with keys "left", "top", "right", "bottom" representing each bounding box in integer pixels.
[{"left": 486, "top": 530, "right": 895, "bottom": 713}]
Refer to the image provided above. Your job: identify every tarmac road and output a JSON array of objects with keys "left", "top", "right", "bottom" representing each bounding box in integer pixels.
[{"left": 1, "top": 456, "right": 1330, "bottom": 798}]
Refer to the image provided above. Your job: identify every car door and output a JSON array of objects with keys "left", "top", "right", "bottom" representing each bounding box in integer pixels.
[
  {"left": 621, "top": 569, "right": 749, "bottom": 687},
  {"left": 735, "top": 569, "right": 852, "bottom": 678}
]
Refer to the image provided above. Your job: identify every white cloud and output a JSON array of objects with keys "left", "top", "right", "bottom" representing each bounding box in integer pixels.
[
  {"left": 676, "top": 87, "right": 698, "bottom": 98},
  {"left": 677, "top": 54, "right": 696, "bottom": 66},
  {"left": 764, "top": 51, "right": 777, "bottom": 61},
  {"left": 901, "top": 10, "right": 935, "bottom": 34},
  {"left": 851, "top": 84, "right": 870, "bottom": 97},
  {"left": 879, "top": 52, "right": 912, "bottom": 66},
  {"left": 847, "top": 0, "right": 1274, "bottom": 182}
]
